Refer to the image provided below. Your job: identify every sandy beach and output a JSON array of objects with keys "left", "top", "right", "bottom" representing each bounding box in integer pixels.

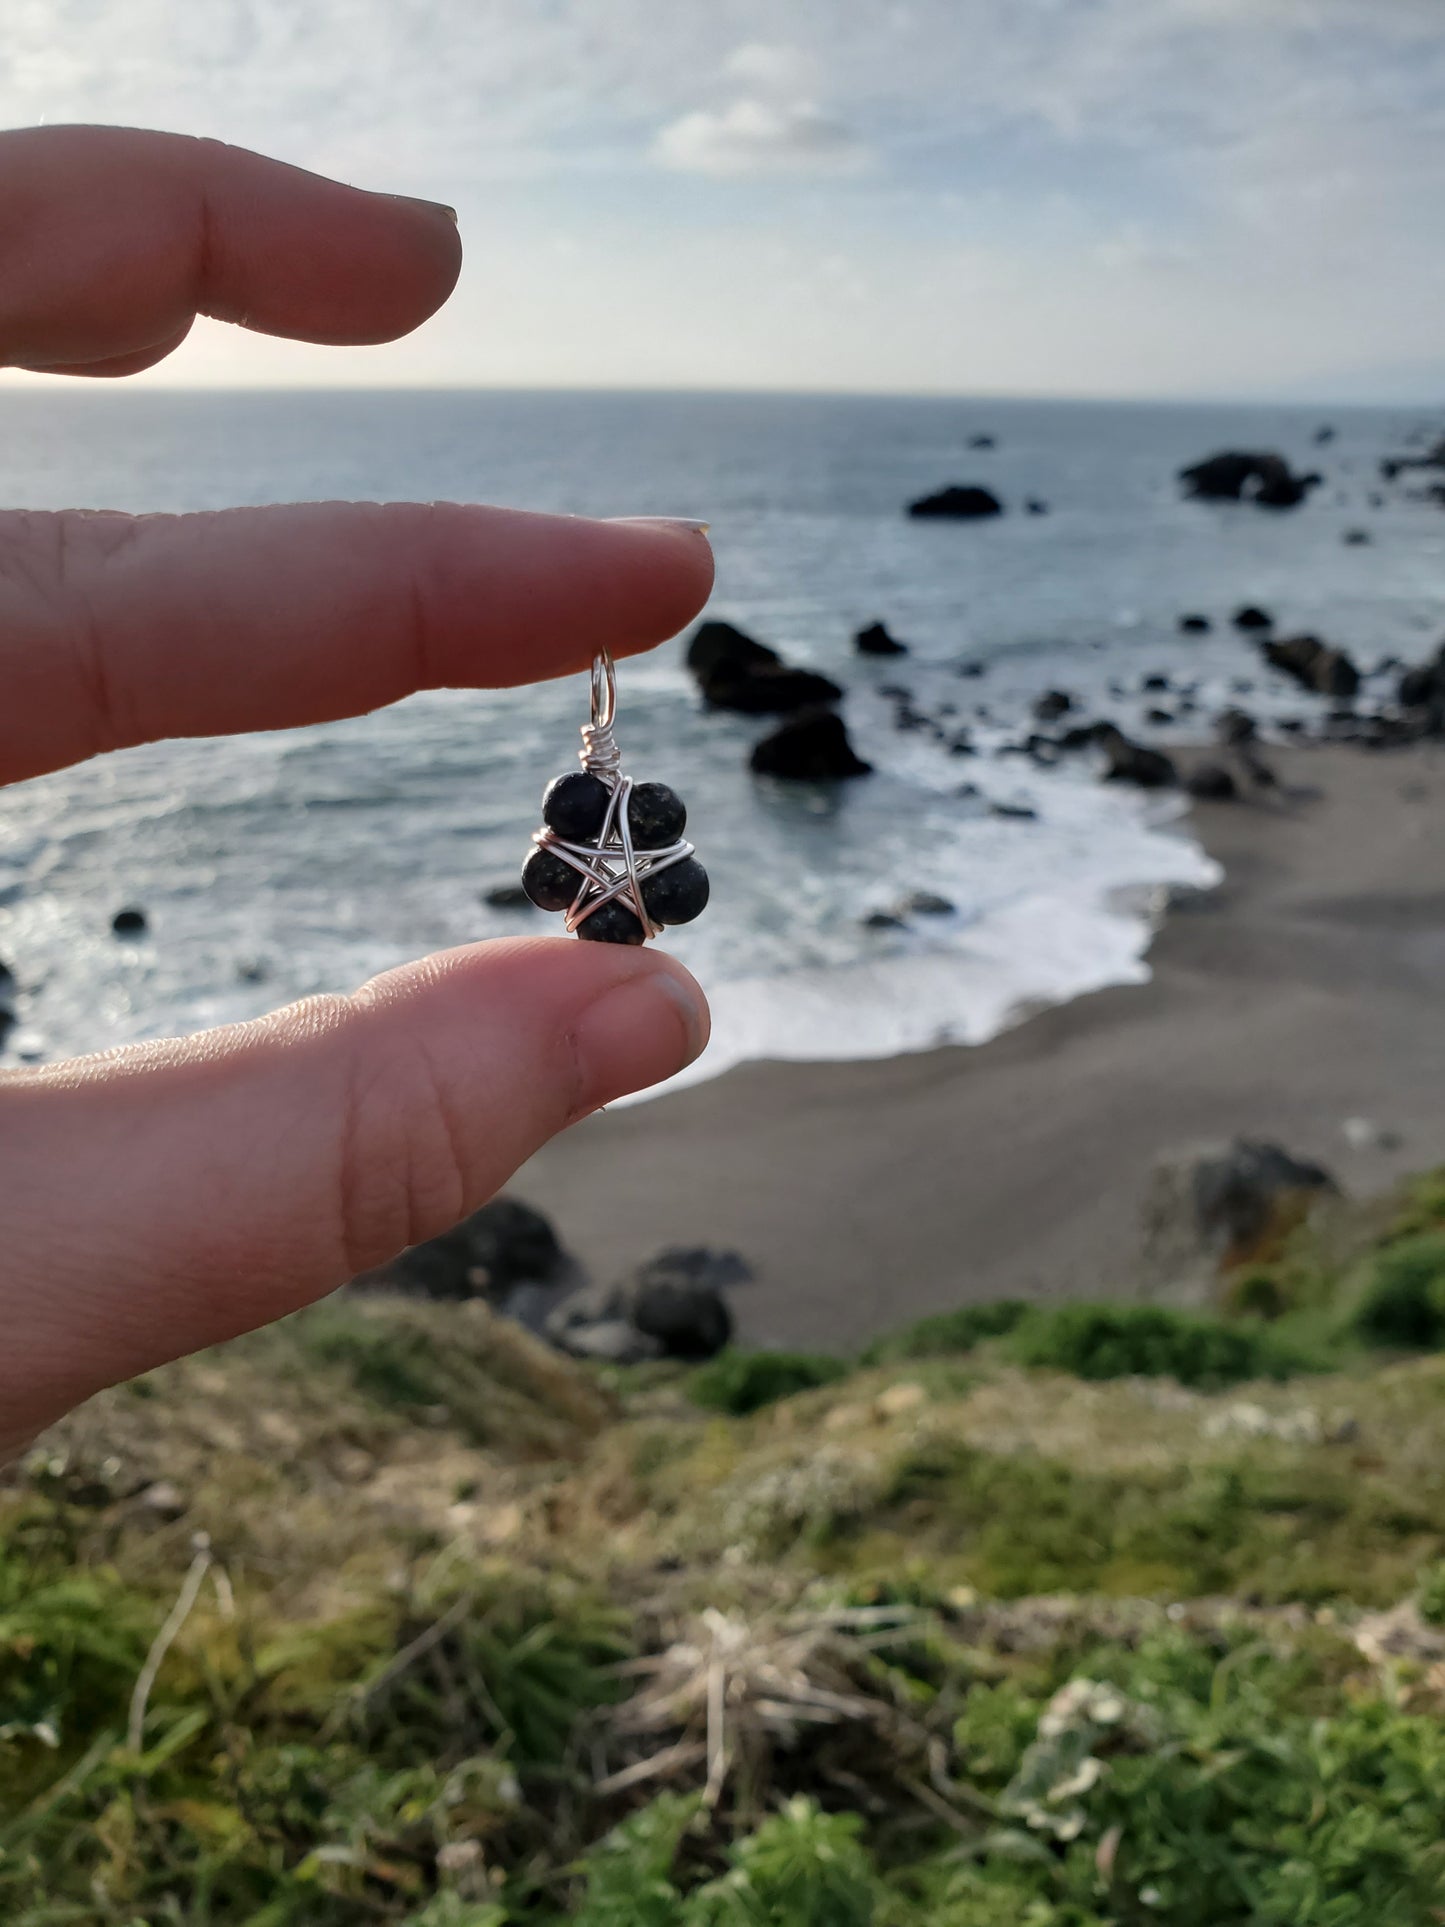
[{"left": 523, "top": 745, "right": 1445, "bottom": 1350}]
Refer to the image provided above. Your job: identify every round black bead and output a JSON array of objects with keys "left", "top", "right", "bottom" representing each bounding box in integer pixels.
[
  {"left": 521, "top": 846, "right": 581, "bottom": 913},
  {"left": 642, "top": 857, "right": 710, "bottom": 926},
  {"left": 542, "top": 771, "right": 612, "bottom": 842},
  {"left": 575, "top": 897, "right": 646, "bottom": 946},
  {"left": 628, "top": 781, "right": 687, "bottom": 850}
]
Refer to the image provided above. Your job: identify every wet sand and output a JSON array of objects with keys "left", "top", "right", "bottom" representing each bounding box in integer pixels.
[{"left": 522, "top": 746, "right": 1445, "bottom": 1351}]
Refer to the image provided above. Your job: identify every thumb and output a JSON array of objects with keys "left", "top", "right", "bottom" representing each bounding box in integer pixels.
[{"left": 0, "top": 937, "right": 707, "bottom": 1446}]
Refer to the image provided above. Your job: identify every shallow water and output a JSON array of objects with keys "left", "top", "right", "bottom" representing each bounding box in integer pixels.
[{"left": 0, "top": 388, "right": 1439, "bottom": 1087}]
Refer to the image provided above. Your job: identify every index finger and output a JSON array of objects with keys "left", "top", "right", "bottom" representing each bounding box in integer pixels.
[{"left": 0, "top": 125, "right": 461, "bottom": 373}]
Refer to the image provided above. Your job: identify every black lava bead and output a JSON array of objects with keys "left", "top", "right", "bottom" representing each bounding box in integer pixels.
[
  {"left": 542, "top": 771, "right": 612, "bottom": 841},
  {"left": 575, "top": 897, "right": 646, "bottom": 946},
  {"left": 642, "top": 856, "right": 710, "bottom": 926},
  {"left": 627, "top": 781, "right": 687, "bottom": 850},
  {"left": 521, "top": 846, "right": 581, "bottom": 913}
]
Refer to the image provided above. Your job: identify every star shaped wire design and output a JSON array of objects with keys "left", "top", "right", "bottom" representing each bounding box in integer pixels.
[{"left": 533, "top": 774, "right": 694, "bottom": 939}]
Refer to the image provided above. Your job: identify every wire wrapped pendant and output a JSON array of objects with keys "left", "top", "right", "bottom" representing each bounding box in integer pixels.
[{"left": 521, "top": 650, "right": 710, "bottom": 944}]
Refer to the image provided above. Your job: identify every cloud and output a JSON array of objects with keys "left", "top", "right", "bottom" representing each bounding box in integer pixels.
[{"left": 653, "top": 95, "right": 869, "bottom": 178}]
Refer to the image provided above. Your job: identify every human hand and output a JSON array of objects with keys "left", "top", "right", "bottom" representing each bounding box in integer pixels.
[{"left": 0, "top": 126, "right": 714, "bottom": 1454}]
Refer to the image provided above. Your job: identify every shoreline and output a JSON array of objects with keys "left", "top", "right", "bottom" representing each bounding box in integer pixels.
[{"left": 521, "top": 743, "right": 1445, "bottom": 1350}]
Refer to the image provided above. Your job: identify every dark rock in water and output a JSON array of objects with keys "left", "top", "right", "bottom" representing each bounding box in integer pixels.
[
  {"left": 1141, "top": 673, "right": 1171, "bottom": 692},
  {"left": 1057, "top": 723, "right": 1101, "bottom": 752},
  {"left": 1025, "top": 498, "right": 1050, "bottom": 516},
  {"left": 855, "top": 620, "right": 908, "bottom": 656},
  {"left": 1179, "top": 614, "right": 1212, "bottom": 633},
  {"left": 968, "top": 433, "right": 996, "bottom": 449},
  {"left": 948, "top": 736, "right": 975, "bottom": 756},
  {"left": 1095, "top": 725, "right": 1177, "bottom": 788},
  {"left": 956, "top": 660, "right": 987, "bottom": 678},
  {"left": 1233, "top": 605, "right": 1274, "bottom": 631},
  {"left": 1314, "top": 424, "right": 1337, "bottom": 445},
  {"left": 686, "top": 619, "right": 843, "bottom": 714},
  {"left": 1216, "top": 707, "right": 1258, "bottom": 746},
  {"left": 485, "top": 881, "right": 534, "bottom": 908},
  {"left": 1145, "top": 707, "right": 1175, "bottom": 726},
  {"left": 907, "top": 483, "right": 1004, "bottom": 519},
  {"left": 1033, "top": 689, "right": 1074, "bottom": 722},
  {"left": 352, "top": 1196, "right": 568, "bottom": 1303},
  {"left": 1263, "top": 633, "right": 1361, "bottom": 698},
  {"left": 1179, "top": 451, "right": 1322, "bottom": 509},
  {"left": 1342, "top": 528, "right": 1372, "bottom": 546},
  {"left": 1276, "top": 717, "right": 1306, "bottom": 735},
  {"left": 112, "top": 907, "right": 148, "bottom": 937},
  {"left": 863, "top": 910, "right": 906, "bottom": 930},
  {"left": 750, "top": 710, "right": 872, "bottom": 780},
  {"left": 1186, "top": 763, "right": 1239, "bottom": 801},
  {"left": 1192, "top": 1139, "right": 1338, "bottom": 1261},
  {"left": 991, "top": 801, "right": 1038, "bottom": 820},
  {"left": 902, "top": 890, "right": 956, "bottom": 915}
]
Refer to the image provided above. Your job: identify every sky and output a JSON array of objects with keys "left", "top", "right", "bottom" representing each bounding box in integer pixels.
[{"left": 3, "top": 0, "right": 1445, "bottom": 400}]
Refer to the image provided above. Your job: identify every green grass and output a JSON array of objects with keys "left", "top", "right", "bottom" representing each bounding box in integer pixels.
[
  {"left": 1008, "top": 1302, "right": 1310, "bottom": 1388},
  {"left": 690, "top": 1351, "right": 850, "bottom": 1416},
  {"left": 7, "top": 1167, "right": 1445, "bottom": 1922}
]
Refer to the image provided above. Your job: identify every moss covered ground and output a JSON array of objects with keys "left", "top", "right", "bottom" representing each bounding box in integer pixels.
[{"left": 4, "top": 1172, "right": 1445, "bottom": 1923}]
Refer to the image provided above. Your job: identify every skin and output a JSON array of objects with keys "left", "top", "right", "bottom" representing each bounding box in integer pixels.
[{"left": 0, "top": 126, "right": 715, "bottom": 1455}]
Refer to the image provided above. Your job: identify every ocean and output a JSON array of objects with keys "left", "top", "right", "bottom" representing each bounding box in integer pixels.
[{"left": 0, "top": 387, "right": 1440, "bottom": 1091}]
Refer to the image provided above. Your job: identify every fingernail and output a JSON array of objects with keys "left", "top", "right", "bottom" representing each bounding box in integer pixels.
[
  {"left": 608, "top": 516, "right": 712, "bottom": 536},
  {"left": 390, "top": 193, "right": 459, "bottom": 225},
  {"left": 571, "top": 967, "right": 709, "bottom": 1111}
]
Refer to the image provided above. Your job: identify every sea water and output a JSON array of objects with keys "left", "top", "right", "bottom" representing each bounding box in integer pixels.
[{"left": 0, "top": 388, "right": 1440, "bottom": 1091}]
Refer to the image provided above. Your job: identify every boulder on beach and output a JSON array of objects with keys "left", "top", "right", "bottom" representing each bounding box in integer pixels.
[
  {"left": 351, "top": 1196, "right": 569, "bottom": 1303},
  {"left": 547, "top": 1246, "right": 743, "bottom": 1363},
  {"left": 686, "top": 619, "right": 843, "bottom": 715},
  {"left": 1179, "top": 451, "right": 1322, "bottom": 510},
  {"left": 854, "top": 620, "right": 907, "bottom": 657},
  {"left": 906, "top": 483, "right": 1004, "bottom": 519},
  {"left": 750, "top": 710, "right": 873, "bottom": 780},
  {"left": 1399, "top": 643, "right": 1445, "bottom": 726},
  {"left": 1186, "top": 763, "right": 1239, "bottom": 802},
  {"left": 1233, "top": 605, "right": 1274, "bottom": 632},
  {"left": 1262, "top": 634, "right": 1362, "bottom": 699},
  {"left": 1094, "top": 724, "right": 1177, "bottom": 789},
  {"left": 1139, "top": 1138, "right": 1339, "bottom": 1292}
]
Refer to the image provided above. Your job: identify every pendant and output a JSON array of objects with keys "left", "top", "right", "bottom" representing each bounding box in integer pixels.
[{"left": 521, "top": 650, "right": 710, "bottom": 945}]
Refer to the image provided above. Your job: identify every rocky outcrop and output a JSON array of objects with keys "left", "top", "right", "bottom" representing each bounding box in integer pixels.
[
  {"left": 351, "top": 1197, "right": 569, "bottom": 1304},
  {"left": 906, "top": 484, "right": 1004, "bottom": 519},
  {"left": 547, "top": 1246, "right": 745, "bottom": 1363},
  {"left": 854, "top": 621, "right": 907, "bottom": 657},
  {"left": 750, "top": 710, "right": 873, "bottom": 780},
  {"left": 1262, "top": 634, "right": 1361, "bottom": 699},
  {"left": 686, "top": 620, "right": 843, "bottom": 715},
  {"left": 1094, "top": 725, "right": 1177, "bottom": 789},
  {"left": 1179, "top": 452, "right": 1322, "bottom": 510},
  {"left": 1138, "top": 1138, "right": 1339, "bottom": 1297}
]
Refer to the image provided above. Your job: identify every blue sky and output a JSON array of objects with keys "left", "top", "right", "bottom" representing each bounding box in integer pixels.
[{"left": 4, "top": 0, "right": 1445, "bottom": 398}]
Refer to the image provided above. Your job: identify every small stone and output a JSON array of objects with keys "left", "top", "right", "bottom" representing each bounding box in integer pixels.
[
  {"left": 112, "top": 907, "right": 148, "bottom": 936},
  {"left": 1233, "top": 604, "right": 1274, "bottom": 632},
  {"left": 542, "top": 770, "right": 611, "bottom": 841},
  {"left": 863, "top": 910, "right": 905, "bottom": 930},
  {"left": 521, "top": 846, "right": 581, "bottom": 913},
  {"left": 576, "top": 898, "right": 646, "bottom": 945},
  {"left": 903, "top": 891, "right": 955, "bottom": 915},
  {"left": 628, "top": 781, "right": 687, "bottom": 849},
  {"left": 642, "top": 856, "right": 710, "bottom": 926}
]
